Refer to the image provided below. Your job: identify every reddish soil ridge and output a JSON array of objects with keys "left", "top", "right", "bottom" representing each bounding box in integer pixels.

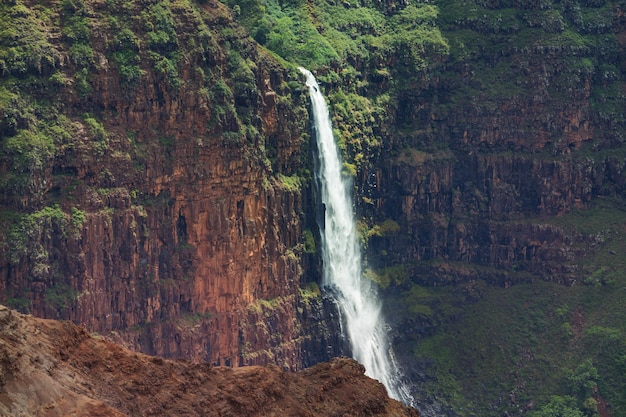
[{"left": 0, "top": 305, "right": 419, "bottom": 416}]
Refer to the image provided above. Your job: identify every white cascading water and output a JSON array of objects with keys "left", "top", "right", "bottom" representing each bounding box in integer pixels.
[{"left": 299, "top": 67, "right": 413, "bottom": 406}]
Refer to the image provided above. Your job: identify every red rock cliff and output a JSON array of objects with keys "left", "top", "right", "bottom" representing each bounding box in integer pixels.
[{"left": 0, "top": 0, "right": 329, "bottom": 370}]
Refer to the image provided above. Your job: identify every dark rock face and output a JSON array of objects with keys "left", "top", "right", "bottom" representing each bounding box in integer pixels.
[
  {"left": 364, "top": 153, "right": 626, "bottom": 283},
  {"left": 299, "top": 293, "right": 349, "bottom": 368},
  {"left": 354, "top": 0, "right": 626, "bottom": 287},
  {"left": 343, "top": 1, "right": 626, "bottom": 414}
]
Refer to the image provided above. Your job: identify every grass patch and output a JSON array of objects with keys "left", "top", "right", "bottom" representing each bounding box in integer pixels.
[
  {"left": 406, "top": 276, "right": 626, "bottom": 416},
  {"left": 299, "top": 281, "right": 321, "bottom": 303},
  {"left": 0, "top": 1, "right": 62, "bottom": 76},
  {"left": 544, "top": 197, "right": 626, "bottom": 236},
  {"left": 274, "top": 173, "right": 302, "bottom": 192},
  {"left": 178, "top": 311, "right": 212, "bottom": 325},
  {"left": 45, "top": 283, "right": 79, "bottom": 312}
]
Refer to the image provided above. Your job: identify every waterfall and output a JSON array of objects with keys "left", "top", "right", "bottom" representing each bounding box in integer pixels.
[{"left": 299, "top": 67, "right": 413, "bottom": 406}]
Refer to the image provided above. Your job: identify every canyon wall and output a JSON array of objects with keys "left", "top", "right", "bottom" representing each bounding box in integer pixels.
[
  {"left": 343, "top": 1, "right": 626, "bottom": 414},
  {"left": 353, "top": 0, "right": 626, "bottom": 287},
  {"left": 0, "top": 0, "right": 340, "bottom": 370},
  {"left": 3, "top": 0, "right": 626, "bottom": 413},
  {"left": 363, "top": 153, "right": 626, "bottom": 285}
]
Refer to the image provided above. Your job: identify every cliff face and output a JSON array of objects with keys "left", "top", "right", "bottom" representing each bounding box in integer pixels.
[
  {"left": 365, "top": 153, "right": 626, "bottom": 284},
  {"left": 0, "top": 305, "right": 419, "bottom": 417},
  {"left": 3, "top": 0, "right": 626, "bottom": 413},
  {"left": 349, "top": 0, "right": 626, "bottom": 288},
  {"left": 0, "top": 0, "right": 339, "bottom": 370},
  {"left": 351, "top": 0, "right": 626, "bottom": 414}
]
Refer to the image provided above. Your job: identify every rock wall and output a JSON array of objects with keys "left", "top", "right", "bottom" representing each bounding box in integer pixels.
[
  {"left": 363, "top": 153, "right": 626, "bottom": 284},
  {"left": 0, "top": 0, "right": 339, "bottom": 370},
  {"left": 355, "top": 0, "right": 626, "bottom": 288}
]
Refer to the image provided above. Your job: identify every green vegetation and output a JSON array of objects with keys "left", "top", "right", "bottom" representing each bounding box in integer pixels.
[
  {"left": 393, "top": 279, "right": 626, "bottom": 416},
  {"left": 247, "top": 296, "right": 282, "bottom": 314},
  {"left": 331, "top": 91, "right": 385, "bottom": 171},
  {"left": 0, "top": 1, "right": 61, "bottom": 76},
  {"left": 227, "top": 0, "right": 338, "bottom": 68},
  {"left": 178, "top": 311, "right": 212, "bottom": 325},
  {"left": 0, "top": 0, "right": 108, "bottom": 209},
  {"left": 2, "top": 203, "right": 86, "bottom": 313},
  {"left": 299, "top": 281, "right": 321, "bottom": 303},
  {"left": 45, "top": 283, "right": 79, "bottom": 312},
  {"left": 401, "top": 284, "right": 436, "bottom": 318},
  {"left": 6, "top": 296, "right": 30, "bottom": 313},
  {"left": 142, "top": 2, "right": 182, "bottom": 88},
  {"left": 1, "top": 100, "right": 97, "bottom": 201},
  {"left": 229, "top": 0, "right": 447, "bottom": 72},
  {"left": 109, "top": 27, "right": 143, "bottom": 85},
  {"left": 223, "top": 0, "right": 448, "bottom": 170},
  {"left": 545, "top": 197, "right": 626, "bottom": 235},
  {"left": 357, "top": 218, "right": 400, "bottom": 244},
  {"left": 388, "top": 198, "right": 626, "bottom": 416},
  {"left": 530, "top": 396, "right": 585, "bottom": 417},
  {"left": 275, "top": 173, "right": 303, "bottom": 192},
  {"left": 8, "top": 205, "right": 67, "bottom": 262},
  {"left": 60, "top": 0, "right": 95, "bottom": 95},
  {"left": 431, "top": 0, "right": 626, "bottom": 144},
  {"left": 70, "top": 206, "right": 86, "bottom": 237},
  {"left": 83, "top": 114, "right": 108, "bottom": 153},
  {"left": 542, "top": 198, "right": 626, "bottom": 287},
  {"left": 364, "top": 265, "right": 408, "bottom": 289},
  {"left": 3, "top": 126, "right": 55, "bottom": 173},
  {"left": 302, "top": 229, "right": 316, "bottom": 254}
]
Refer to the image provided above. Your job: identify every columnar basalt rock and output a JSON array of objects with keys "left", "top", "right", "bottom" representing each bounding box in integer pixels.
[
  {"left": 364, "top": 151, "right": 626, "bottom": 285},
  {"left": 0, "top": 0, "right": 330, "bottom": 370}
]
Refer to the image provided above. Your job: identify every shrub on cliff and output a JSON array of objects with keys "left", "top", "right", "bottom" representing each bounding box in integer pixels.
[
  {"left": 529, "top": 396, "right": 585, "bottom": 417},
  {"left": 0, "top": 2, "right": 62, "bottom": 76}
]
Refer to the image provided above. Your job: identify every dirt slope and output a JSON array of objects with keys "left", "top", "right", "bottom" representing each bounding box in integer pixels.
[{"left": 0, "top": 305, "right": 418, "bottom": 416}]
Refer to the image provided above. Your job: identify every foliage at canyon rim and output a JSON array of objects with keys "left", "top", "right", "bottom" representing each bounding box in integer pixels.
[
  {"left": 226, "top": 0, "right": 449, "bottom": 173},
  {"left": 1, "top": 0, "right": 626, "bottom": 416}
]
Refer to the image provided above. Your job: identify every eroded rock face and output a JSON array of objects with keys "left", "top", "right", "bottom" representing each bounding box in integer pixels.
[
  {"left": 0, "top": 305, "right": 419, "bottom": 417},
  {"left": 0, "top": 0, "right": 334, "bottom": 370},
  {"left": 354, "top": 1, "right": 626, "bottom": 288},
  {"left": 363, "top": 153, "right": 626, "bottom": 284}
]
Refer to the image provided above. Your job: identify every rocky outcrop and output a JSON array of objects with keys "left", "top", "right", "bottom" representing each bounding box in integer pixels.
[{"left": 0, "top": 305, "right": 419, "bottom": 416}]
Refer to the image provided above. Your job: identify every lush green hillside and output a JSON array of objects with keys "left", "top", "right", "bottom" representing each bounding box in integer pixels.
[{"left": 224, "top": 0, "right": 449, "bottom": 172}]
